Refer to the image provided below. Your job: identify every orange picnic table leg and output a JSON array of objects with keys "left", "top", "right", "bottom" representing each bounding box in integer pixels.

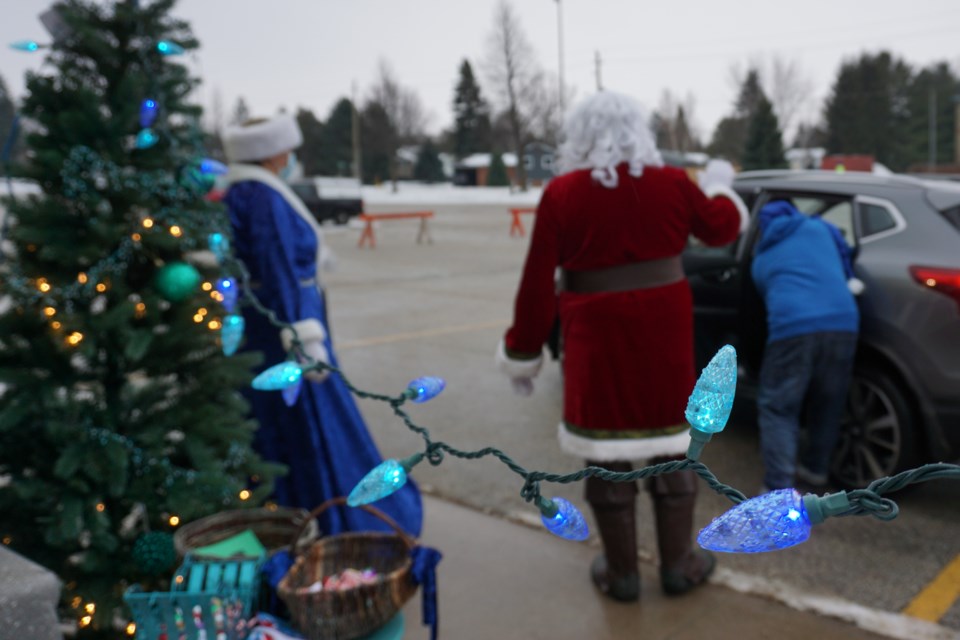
[
  {"left": 509, "top": 210, "right": 525, "bottom": 237},
  {"left": 416, "top": 215, "right": 433, "bottom": 244},
  {"left": 358, "top": 218, "right": 376, "bottom": 248}
]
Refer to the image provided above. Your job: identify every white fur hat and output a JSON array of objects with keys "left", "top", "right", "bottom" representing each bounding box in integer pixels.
[{"left": 223, "top": 113, "right": 303, "bottom": 163}]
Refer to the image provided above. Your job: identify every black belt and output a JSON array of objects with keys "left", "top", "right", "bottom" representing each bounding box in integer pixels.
[{"left": 561, "top": 256, "right": 684, "bottom": 294}]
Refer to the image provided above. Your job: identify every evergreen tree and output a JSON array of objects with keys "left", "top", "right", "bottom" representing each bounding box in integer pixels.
[
  {"left": 295, "top": 107, "right": 324, "bottom": 176},
  {"left": 742, "top": 95, "right": 787, "bottom": 170},
  {"left": 906, "top": 62, "right": 959, "bottom": 169},
  {"left": 452, "top": 59, "right": 492, "bottom": 159},
  {"left": 316, "top": 98, "right": 355, "bottom": 176},
  {"left": 487, "top": 151, "right": 509, "bottom": 186},
  {"left": 413, "top": 140, "right": 446, "bottom": 183},
  {"left": 824, "top": 51, "right": 913, "bottom": 171},
  {"left": 707, "top": 68, "right": 764, "bottom": 164},
  {"left": 360, "top": 101, "right": 394, "bottom": 184},
  {"left": 0, "top": 73, "right": 22, "bottom": 173},
  {"left": 0, "top": 1, "right": 281, "bottom": 636}
]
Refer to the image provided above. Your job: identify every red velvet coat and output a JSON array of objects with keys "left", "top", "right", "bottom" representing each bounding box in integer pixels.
[{"left": 504, "top": 163, "right": 741, "bottom": 461}]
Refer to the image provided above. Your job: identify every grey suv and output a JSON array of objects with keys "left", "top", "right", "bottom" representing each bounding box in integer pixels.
[{"left": 684, "top": 171, "right": 960, "bottom": 486}]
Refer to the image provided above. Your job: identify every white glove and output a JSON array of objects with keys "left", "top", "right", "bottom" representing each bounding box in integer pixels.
[
  {"left": 698, "top": 159, "right": 736, "bottom": 191},
  {"left": 511, "top": 377, "right": 534, "bottom": 397},
  {"left": 281, "top": 319, "right": 330, "bottom": 383}
]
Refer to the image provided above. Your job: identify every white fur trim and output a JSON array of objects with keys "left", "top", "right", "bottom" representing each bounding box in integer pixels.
[
  {"left": 224, "top": 163, "right": 325, "bottom": 284},
  {"left": 496, "top": 339, "right": 543, "bottom": 379},
  {"left": 704, "top": 183, "right": 750, "bottom": 233},
  {"left": 557, "top": 423, "right": 691, "bottom": 461},
  {"left": 223, "top": 113, "right": 303, "bottom": 163},
  {"left": 280, "top": 319, "right": 327, "bottom": 352},
  {"left": 848, "top": 277, "right": 865, "bottom": 296}
]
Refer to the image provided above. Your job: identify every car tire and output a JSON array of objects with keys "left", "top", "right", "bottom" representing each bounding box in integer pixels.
[
  {"left": 830, "top": 365, "right": 920, "bottom": 488},
  {"left": 335, "top": 211, "right": 351, "bottom": 225}
]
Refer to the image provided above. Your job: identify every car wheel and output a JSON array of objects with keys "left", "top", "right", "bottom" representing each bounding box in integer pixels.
[
  {"left": 335, "top": 211, "right": 351, "bottom": 225},
  {"left": 830, "top": 366, "right": 919, "bottom": 488}
]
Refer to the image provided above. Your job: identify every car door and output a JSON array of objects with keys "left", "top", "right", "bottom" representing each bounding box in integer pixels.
[{"left": 684, "top": 185, "right": 763, "bottom": 372}]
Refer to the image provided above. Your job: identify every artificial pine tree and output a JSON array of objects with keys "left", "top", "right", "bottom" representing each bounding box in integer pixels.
[{"left": 0, "top": 1, "right": 283, "bottom": 636}]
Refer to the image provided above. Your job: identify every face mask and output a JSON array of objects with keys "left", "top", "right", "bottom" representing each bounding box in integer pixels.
[{"left": 279, "top": 152, "right": 298, "bottom": 181}]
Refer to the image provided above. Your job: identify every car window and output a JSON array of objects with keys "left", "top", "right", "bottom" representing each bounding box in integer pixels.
[
  {"left": 290, "top": 184, "right": 316, "bottom": 201},
  {"left": 819, "top": 201, "right": 855, "bottom": 243},
  {"left": 859, "top": 202, "right": 897, "bottom": 236}
]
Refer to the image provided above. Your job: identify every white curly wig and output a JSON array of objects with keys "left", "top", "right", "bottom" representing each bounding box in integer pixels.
[{"left": 555, "top": 90, "right": 663, "bottom": 188}]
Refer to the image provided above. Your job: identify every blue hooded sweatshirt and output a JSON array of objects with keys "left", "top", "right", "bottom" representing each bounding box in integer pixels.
[{"left": 750, "top": 200, "right": 859, "bottom": 343}]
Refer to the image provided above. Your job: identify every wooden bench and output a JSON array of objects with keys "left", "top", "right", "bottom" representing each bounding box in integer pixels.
[
  {"left": 508, "top": 207, "right": 536, "bottom": 237},
  {"left": 357, "top": 211, "right": 434, "bottom": 249}
]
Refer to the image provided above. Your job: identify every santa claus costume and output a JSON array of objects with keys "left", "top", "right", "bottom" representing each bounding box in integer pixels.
[{"left": 498, "top": 91, "right": 746, "bottom": 602}]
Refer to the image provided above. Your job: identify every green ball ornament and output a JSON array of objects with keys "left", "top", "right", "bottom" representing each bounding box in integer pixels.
[
  {"left": 154, "top": 262, "right": 201, "bottom": 302},
  {"left": 132, "top": 531, "right": 176, "bottom": 575}
]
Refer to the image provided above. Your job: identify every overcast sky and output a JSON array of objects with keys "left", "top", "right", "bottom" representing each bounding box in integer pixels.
[{"left": 2, "top": 0, "right": 959, "bottom": 144}]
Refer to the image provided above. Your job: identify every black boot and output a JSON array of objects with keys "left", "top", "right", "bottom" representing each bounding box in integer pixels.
[
  {"left": 646, "top": 459, "right": 716, "bottom": 596},
  {"left": 585, "top": 460, "right": 640, "bottom": 603}
]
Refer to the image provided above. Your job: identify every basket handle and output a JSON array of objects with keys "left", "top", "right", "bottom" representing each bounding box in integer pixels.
[{"left": 288, "top": 496, "right": 417, "bottom": 557}]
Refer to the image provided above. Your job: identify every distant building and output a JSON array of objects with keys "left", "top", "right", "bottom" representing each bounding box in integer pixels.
[
  {"left": 821, "top": 154, "right": 874, "bottom": 172},
  {"left": 785, "top": 147, "right": 826, "bottom": 170},
  {"left": 522, "top": 142, "right": 555, "bottom": 186},
  {"left": 453, "top": 152, "right": 518, "bottom": 186}
]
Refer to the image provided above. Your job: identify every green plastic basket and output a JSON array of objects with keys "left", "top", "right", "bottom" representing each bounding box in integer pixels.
[{"left": 124, "top": 554, "right": 263, "bottom": 639}]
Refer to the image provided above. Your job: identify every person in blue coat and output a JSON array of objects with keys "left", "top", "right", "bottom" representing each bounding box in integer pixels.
[
  {"left": 221, "top": 114, "right": 422, "bottom": 537},
  {"left": 751, "top": 199, "right": 862, "bottom": 494}
]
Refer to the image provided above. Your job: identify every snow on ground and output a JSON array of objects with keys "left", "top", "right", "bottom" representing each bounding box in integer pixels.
[{"left": 362, "top": 182, "right": 542, "bottom": 206}]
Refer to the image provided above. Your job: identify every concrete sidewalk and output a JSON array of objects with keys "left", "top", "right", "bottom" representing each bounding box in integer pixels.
[{"left": 398, "top": 495, "right": 889, "bottom": 640}]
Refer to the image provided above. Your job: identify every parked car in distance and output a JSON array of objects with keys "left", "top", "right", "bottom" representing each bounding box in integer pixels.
[
  {"left": 290, "top": 176, "right": 364, "bottom": 225},
  {"left": 684, "top": 170, "right": 960, "bottom": 487}
]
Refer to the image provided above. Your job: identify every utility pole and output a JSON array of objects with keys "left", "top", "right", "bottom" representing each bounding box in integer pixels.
[
  {"left": 351, "top": 80, "right": 362, "bottom": 182},
  {"left": 554, "top": 0, "right": 565, "bottom": 118},
  {"left": 595, "top": 50, "right": 603, "bottom": 91}
]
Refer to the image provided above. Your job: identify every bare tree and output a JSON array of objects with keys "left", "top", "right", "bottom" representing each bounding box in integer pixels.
[
  {"left": 728, "top": 56, "right": 812, "bottom": 144},
  {"left": 655, "top": 89, "right": 701, "bottom": 152},
  {"left": 368, "top": 59, "right": 429, "bottom": 191},
  {"left": 483, "top": 0, "right": 550, "bottom": 190}
]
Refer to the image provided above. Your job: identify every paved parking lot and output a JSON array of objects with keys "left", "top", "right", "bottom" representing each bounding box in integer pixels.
[{"left": 319, "top": 200, "right": 960, "bottom": 639}]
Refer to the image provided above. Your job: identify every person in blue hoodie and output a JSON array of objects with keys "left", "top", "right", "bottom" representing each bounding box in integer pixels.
[
  {"left": 751, "top": 199, "right": 862, "bottom": 493},
  {"left": 221, "top": 114, "right": 422, "bottom": 537}
]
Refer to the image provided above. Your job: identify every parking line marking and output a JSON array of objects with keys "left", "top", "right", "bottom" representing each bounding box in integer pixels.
[
  {"left": 902, "top": 553, "right": 960, "bottom": 622},
  {"left": 337, "top": 320, "right": 508, "bottom": 351}
]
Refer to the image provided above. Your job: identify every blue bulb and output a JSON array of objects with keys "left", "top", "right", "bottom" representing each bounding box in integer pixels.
[
  {"left": 348, "top": 459, "right": 407, "bottom": 506},
  {"left": 281, "top": 379, "right": 303, "bottom": 406},
  {"left": 252, "top": 361, "right": 303, "bottom": 391},
  {"left": 220, "top": 314, "right": 244, "bottom": 356},
  {"left": 139, "top": 98, "right": 159, "bottom": 128},
  {"left": 217, "top": 277, "right": 238, "bottom": 312},
  {"left": 10, "top": 40, "right": 40, "bottom": 52},
  {"left": 208, "top": 233, "right": 230, "bottom": 262},
  {"left": 156, "top": 40, "right": 184, "bottom": 55},
  {"left": 685, "top": 344, "right": 737, "bottom": 434},
  {"left": 541, "top": 497, "right": 590, "bottom": 541},
  {"left": 199, "top": 158, "right": 228, "bottom": 175},
  {"left": 407, "top": 376, "right": 446, "bottom": 403},
  {"left": 136, "top": 128, "right": 159, "bottom": 149},
  {"left": 698, "top": 489, "right": 812, "bottom": 553}
]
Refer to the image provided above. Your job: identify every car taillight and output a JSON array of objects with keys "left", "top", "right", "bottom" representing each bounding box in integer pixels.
[{"left": 909, "top": 265, "right": 960, "bottom": 310}]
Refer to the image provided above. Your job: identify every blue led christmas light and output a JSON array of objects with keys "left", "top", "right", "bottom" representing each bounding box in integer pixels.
[
  {"left": 139, "top": 99, "right": 158, "bottom": 128},
  {"left": 217, "top": 277, "right": 238, "bottom": 312},
  {"left": 199, "top": 158, "right": 228, "bottom": 175},
  {"left": 406, "top": 376, "right": 446, "bottom": 403},
  {"left": 348, "top": 453, "right": 427, "bottom": 507},
  {"left": 538, "top": 497, "right": 589, "bottom": 541},
  {"left": 698, "top": 489, "right": 811, "bottom": 553},
  {"left": 208, "top": 233, "right": 230, "bottom": 263},
  {"left": 220, "top": 314, "right": 244, "bottom": 356},
  {"left": 156, "top": 40, "right": 184, "bottom": 56},
  {"left": 252, "top": 361, "right": 303, "bottom": 391},
  {"left": 135, "top": 128, "right": 159, "bottom": 149},
  {"left": 10, "top": 40, "right": 40, "bottom": 52},
  {"left": 281, "top": 379, "right": 302, "bottom": 406},
  {"left": 685, "top": 344, "right": 737, "bottom": 460}
]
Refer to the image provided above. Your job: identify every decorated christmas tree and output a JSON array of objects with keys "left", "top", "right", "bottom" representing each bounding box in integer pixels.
[{"left": 0, "top": 1, "right": 282, "bottom": 636}]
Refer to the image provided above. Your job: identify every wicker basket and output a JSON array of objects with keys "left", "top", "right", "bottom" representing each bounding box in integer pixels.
[
  {"left": 174, "top": 506, "right": 319, "bottom": 559},
  {"left": 277, "top": 497, "right": 418, "bottom": 640}
]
